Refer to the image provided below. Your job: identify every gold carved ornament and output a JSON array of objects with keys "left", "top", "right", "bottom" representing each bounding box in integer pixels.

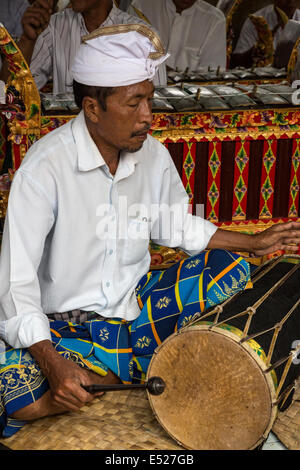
[
  {"left": 0, "top": 24, "right": 41, "bottom": 146},
  {"left": 249, "top": 15, "right": 274, "bottom": 67},
  {"left": 0, "top": 24, "right": 41, "bottom": 218},
  {"left": 287, "top": 36, "right": 300, "bottom": 82},
  {"left": 274, "top": 6, "right": 289, "bottom": 28},
  {"left": 225, "top": 0, "right": 245, "bottom": 64}
]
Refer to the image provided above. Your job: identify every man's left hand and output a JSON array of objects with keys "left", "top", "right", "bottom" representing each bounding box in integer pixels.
[
  {"left": 251, "top": 221, "right": 300, "bottom": 256},
  {"left": 208, "top": 221, "right": 300, "bottom": 256}
]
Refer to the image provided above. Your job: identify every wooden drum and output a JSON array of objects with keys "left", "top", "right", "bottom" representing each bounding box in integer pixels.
[{"left": 146, "top": 255, "right": 300, "bottom": 450}]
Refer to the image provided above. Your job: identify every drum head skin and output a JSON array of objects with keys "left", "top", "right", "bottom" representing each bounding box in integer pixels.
[{"left": 147, "top": 326, "right": 276, "bottom": 450}]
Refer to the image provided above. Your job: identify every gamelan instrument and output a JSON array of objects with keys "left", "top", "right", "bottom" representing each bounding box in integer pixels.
[
  {"left": 84, "top": 255, "right": 300, "bottom": 450},
  {"left": 167, "top": 66, "right": 287, "bottom": 85},
  {"left": 152, "top": 81, "right": 297, "bottom": 112},
  {"left": 39, "top": 70, "right": 294, "bottom": 115}
]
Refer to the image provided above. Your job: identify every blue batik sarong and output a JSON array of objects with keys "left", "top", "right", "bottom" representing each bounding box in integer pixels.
[{"left": 0, "top": 249, "right": 251, "bottom": 437}]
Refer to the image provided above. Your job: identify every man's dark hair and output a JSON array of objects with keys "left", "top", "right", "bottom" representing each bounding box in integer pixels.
[{"left": 73, "top": 80, "right": 116, "bottom": 111}]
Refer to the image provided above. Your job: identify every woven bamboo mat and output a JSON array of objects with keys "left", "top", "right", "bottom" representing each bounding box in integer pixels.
[
  {"left": 3, "top": 381, "right": 300, "bottom": 450},
  {"left": 272, "top": 378, "right": 300, "bottom": 450},
  {"left": 0, "top": 389, "right": 183, "bottom": 451}
]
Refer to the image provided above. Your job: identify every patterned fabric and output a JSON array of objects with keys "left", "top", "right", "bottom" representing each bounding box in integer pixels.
[
  {"left": 47, "top": 311, "right": 102, "bottom": 323},
  {"left": 0, "top": 249, "right": 250, "bottom": 438}
]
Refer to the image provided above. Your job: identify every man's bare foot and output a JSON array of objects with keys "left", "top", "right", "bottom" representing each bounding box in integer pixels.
[{"left": 9, "top": 389, "right": 72, "bottom": 420}]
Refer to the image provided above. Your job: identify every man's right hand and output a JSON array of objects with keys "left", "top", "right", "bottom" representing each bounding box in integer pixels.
[
  {"left": 21, "top": 0, "right": 55, "bottom": 42},
  {"left": 29, "top": 340, "right": 104, "bottom": 412}
]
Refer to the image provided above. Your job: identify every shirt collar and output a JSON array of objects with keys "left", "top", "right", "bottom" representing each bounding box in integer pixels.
[
  {"left": 101, "top": 1, "right": 119, "bottom": 25},
  {"left": 166, "top": 0, "right": 197, "bottom": 16},
  {"left": 78, "top": 2, "right": 118, "bottom": 33},
  {"left": 78, "top": 13, "right": 89, "bottom": 34},
  {"left": 72, "top": 110, "right": 139, "bottom": 175},
  {"left": 292, "top": 8, "right": 300, "bottom": 20}
]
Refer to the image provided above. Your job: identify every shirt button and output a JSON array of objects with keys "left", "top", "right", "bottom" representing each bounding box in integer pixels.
[
  {"left": 106, "top": 282, "right": 110, "bottom": 287},
  {"left": 109, "top": 249, "right": 113, "bottom": 255}
]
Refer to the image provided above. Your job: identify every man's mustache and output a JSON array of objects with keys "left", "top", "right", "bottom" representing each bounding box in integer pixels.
[{"left": 131, "top": 126, "right": 151, "bottom": 137}]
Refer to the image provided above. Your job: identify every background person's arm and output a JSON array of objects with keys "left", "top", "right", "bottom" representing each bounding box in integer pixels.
[{"left": 0, "top": 0, "right": 55, "bottom": 82}]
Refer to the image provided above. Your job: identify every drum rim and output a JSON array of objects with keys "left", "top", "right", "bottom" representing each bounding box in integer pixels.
[{"left": 147, "top": 324, "right": 278, "bottom": 450}]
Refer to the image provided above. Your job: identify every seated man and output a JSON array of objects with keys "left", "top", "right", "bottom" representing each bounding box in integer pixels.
[
  {"left": 0, "top": 0, "right": 32, "bottom": 40},
  {"left": 128, "top": 0, "right": 227, "bottom": 72},
  {"left": 0, "top": 24, "right": 299, "bottom": 438},
  {"left": 0, "top": 1, "right": 69, "bottom": 71},
  {"left": 274, "top": 18, "right": 300, "bottom": 68},
  {"left": 0, "top": 0, "right": 166, "bottom": 93},
  {"left": 0, "top": 0, "right": 34, "bottom": 72},
  {"left": 232, "top": 0, "right": 300, "bottom": 68}
]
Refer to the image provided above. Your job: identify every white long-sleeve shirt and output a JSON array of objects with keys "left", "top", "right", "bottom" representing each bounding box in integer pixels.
[
  {"left": 129, "top": 0, "right": 227, "bottom": 71},
  {"left": 0, "top": 111, "right": 217, "bottom": 350},
  {"left": 216, "top": 0, "right": 235, "bottom": 16},
  {"left": 234, "top": 4, "right": 300, "bottom": 54},
  {"left": 30, "top": 2, "right": 166, "bottom": 94}
]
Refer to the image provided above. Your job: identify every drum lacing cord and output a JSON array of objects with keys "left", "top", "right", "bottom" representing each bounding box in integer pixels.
[
  {"left": 241, "top": 297, "right": 300, "bottom": 367},
  {"left": 238, "top": 297, "right": 300, "bottom": 401},
  {"left": 265, "top": 346, "right": 300, "bottom": 398},
  {"left": 178, "top": 255, "right": 284, "bottom": 332},
  {"left": 274, "top": 381, "right": 297, "bottom": 409},
  {"left": 214, "top": 255, "right": 284, "bottom": 329},
  {"left": 209, "top": 263, "right": 299, "bottom": 337}
]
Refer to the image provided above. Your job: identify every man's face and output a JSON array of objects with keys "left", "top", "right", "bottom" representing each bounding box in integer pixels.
[
  {"left": 88, "top": 80, "right": 154, "bottom": 154},
  {"left": 172, "top": 0, "right": 197, "bottom": 13},
  {"left": 70, "top": 0, "right": 101, "bottom": 13},
  {"left": 274, "top": 0, "right": 297, "bottom": 18}
]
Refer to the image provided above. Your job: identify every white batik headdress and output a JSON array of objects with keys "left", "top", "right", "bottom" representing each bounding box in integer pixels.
[{"left": 71, "top": 23, "right": 169, "bottom": 87}]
